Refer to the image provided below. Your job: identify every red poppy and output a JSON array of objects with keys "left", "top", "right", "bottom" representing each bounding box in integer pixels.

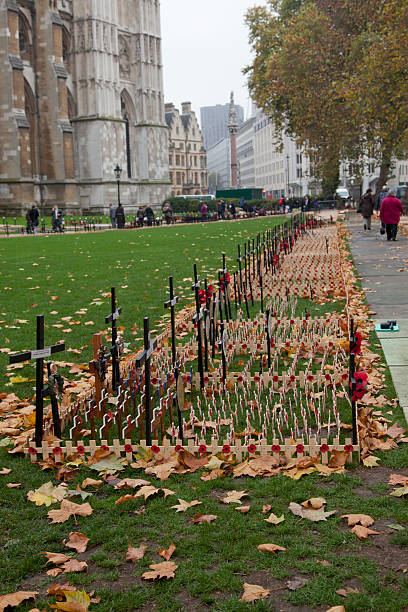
[
  {"left": 325, "top": 374, "right": 331, "bottom": 381},
  {"left": 222, "top": 444, "right": 231, "bottom": 454},
  {"left": 199, "top": 444, "right": 207, "bottom": 454},
  {"left": 342, "top": 373, "right": 348, "bottom": 380},
  {"left": 238, "top": 376, "right": 243, "bottom": 382},
  {"left": 204, "top": 377, "right": 209, "bottom": 383},
  {"left": 242, "top": 343, "right": 247, "bottom": 349},
  {"left": 151, "top": 445, "right": 160, "bottom": 454},
  {"left": 296, "top": 444, "right": 305, "bottom": 453},
  {"left": 175, "top": 445, "right": 182, "bottom": 452},
  {"left": 257, "top": 343, "right": 261, "bottom": 349},
  {"left": 351, "top": 331, "right": 362, "bottom": 355},
  {"left": 248, "top": 443, "right": 257, "bottom": 453},
  {"left": 228, "top": 344, "right": 233, "bottom": 350},
  {"left": 272, "top": 444, "right": 281, "bottom": 453},
  {"left": 101, "top": 445, "right": 109, "bottom": 451},
  {"left": 124, "top": 444, "right": 133, "bottom": 453},
  {"left": 151, "top": 377, "right": 158, "bottom": 385},
  {"left": 285, "top": 342, "right": 290, "bottom": 348},
  {"left": 273, "top": 375, "right": 279, "bottom": 382},
  {"left": 320, "top": 444, "right": 329, "bottom": 453},
  {"left": 28, "top": 447, "right": 37, "bottom": 455},
  {"left": 344, "top": 444, "right": 354, "bottom": 453},
  {"left": 307, "top": 375, "right": 314, "bottom": 382},
  {"left": 254, "top": 375, "right": 260, "bottom": 383},
  {"left": 354, "top": 371, "right": 368, "bottom": 386},
  {"left": 53, "top": 446, "right": 62, "bottom": 455},
  {"left": 77, "top": 445, "right": 85, "bottom": 454},
  {"left": 290, "top": 375, "right": 296, "bottom": 382}
]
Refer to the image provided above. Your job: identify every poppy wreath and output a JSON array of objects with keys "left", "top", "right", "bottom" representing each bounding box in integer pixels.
[
  {"left": 350, "top": 370, "right": 368, "bottom": 401},
  {"left": 350, "top": 331, "right": 362, "bottom": 355}
]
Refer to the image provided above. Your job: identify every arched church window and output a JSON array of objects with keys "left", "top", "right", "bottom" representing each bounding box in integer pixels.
[{"left": 19, "top": 13, "right": 33, "bottom": 63}]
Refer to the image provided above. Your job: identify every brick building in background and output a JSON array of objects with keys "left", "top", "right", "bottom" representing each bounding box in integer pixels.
[
  {"left": 0, "top": 0, "right": 170, "bottom": 215},
  {"left": 165, "top": 102, "right": 208, "bottom": 197}
]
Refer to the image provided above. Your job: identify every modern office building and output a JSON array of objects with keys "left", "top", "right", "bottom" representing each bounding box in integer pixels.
[{"left": 200, "top": 102, "right": 244, "bottom": 151}]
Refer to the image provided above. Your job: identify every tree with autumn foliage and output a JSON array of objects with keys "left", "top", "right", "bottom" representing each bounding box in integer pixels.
[{"left": 245, "top": 0, "right": 408, "bottom": 195}]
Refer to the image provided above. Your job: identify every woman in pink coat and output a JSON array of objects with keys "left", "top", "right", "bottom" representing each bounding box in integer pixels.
[{"left": 380, "top": 189, "right": 404, "bottom": 241}]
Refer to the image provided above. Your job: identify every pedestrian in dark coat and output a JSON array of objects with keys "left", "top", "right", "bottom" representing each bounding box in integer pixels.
[
  {"left": 116, "top": 204, "right": 125, "bottom": 229},
  {"left": 29, "top": 205, "right": 39, "bottom": 233},
  {"left": 359, "top": 189, "right": 375, "bottom": 230},
  {"left": 380, "top": 189, "right": 404, "bottom": 241}
]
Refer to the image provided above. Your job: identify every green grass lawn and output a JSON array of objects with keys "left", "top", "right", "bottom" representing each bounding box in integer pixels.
[
  {"left": 0, "top": 217, "right": 407, "bottom": 612},
  {"left": 0, "top": 216, "right": 285, "bottom": 400}
]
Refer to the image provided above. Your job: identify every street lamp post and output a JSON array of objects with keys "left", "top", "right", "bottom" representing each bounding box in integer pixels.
[{"left": 114, "top": 164, "right": 122, "bottom": 208}]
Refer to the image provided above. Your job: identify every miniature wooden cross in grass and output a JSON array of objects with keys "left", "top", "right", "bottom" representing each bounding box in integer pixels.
[
  {"left": 192, "top": 264, "right": 205, "bottom": 389},
  {"left": 135, "top": 317, "right": 158, "bottom": 445},
  {"left": 89, "top": 332, "right": 110, "bottom": 404},
  {"left": 105, "top": 286, "right": 122, "bottom": 394},
  {"left": 164, "top": 276, "right": 179, "bottom": 366},
  {"left": 9, "top": 314, "right": 65, "bottom": 446}
]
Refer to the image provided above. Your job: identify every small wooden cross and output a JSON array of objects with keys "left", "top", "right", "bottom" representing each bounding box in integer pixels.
[
  {"left": 9, "top": 314, "right": 65, "bottom": 446},
  {"left": 164, "top": 276, "right": 179, "bottom": 366},
  {"left": 192, "top": 264, "right": 204, "bottom": 389},
  {"left": 105, "top": 286, "right": 122, "bottom": 394},
  {"left": 89, "top": 333, "right": 110, "bottom": 404},
  {"left": 135, "top": 317, "right": 158, "bottom": 445}
]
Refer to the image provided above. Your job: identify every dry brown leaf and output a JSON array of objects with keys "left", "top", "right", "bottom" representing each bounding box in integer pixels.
[
  {"left": 157, "top": 543, "right": 176, "bottom": 561},
  {"left": 81, "top": 478, "right": 103, "bottom": 489},
  {"left": 115, "top": 494, "right": 136, "bottom": 505},
  {"left": 289, "top": 502, "right": 336, "bottom": 522},
  {"left": 133, "top": 485, "right": 175, "bottom": 501},
  {"left": 61, "top": 559, "right": 88, "bottom": 573},
  {"left": 388, "top": 474, "right": 408, "bottom": 486},
  {"left": 301, "top": 497, "right": 326, "bottom": 510},
  {"left": 362, "top": 455, "right": 381, "bottom": 467},
  {"left": 328, "top": 450, "right": 348, "bottom": 468},
  {"left": 47, "top": 583, "right": 77, "bottom": 597},
  {"left": 177, "top": 449, "right": 209, "bottom": 471},
  {"left": 46, "top": 568, "right": 63, "bottom": 577},
  {"left": 0, "top": 467, "right": 11, "bottom": 475},
  {"left": 316, "top": 559, "right": 331, "bottom": 566},
  {"left": 6, "top": 483, "right": 21, "bottom": 488},
  {"left": 240, "top": 582, "right": 270, "bottom": 602},
  {"left": 257, "top": 543, "right": 287, "bottom": 554},
  {"left": 235, "top": 505, "right": 251, "bottom": 514},
  {"left": 350, "top": 524, "right": 380, "bottom": 539},
  {"left": 0, "top": 591, "right": 38, "bottom": 611},
  {"left": 63, "top": 532, "right": 89, "bottom": 553},
  {"left": 262, "top": 504, "right": 272, "bottom": 514},
  {"left": 48, "top": 500, "right": 93, "bottom": 524},
  {"left": 171, "top": 499, "right": 201, "bottom": 512},
  {"left": 190, "top": 513, "right": 217, "bottom": 524},
  {"left": 341, "top": 514, "right": 374, "bottom": 527},
  {"left": 141, "top": 561, "right": 178, "bottom": 580},
  {"left": 264, "top": 513, "right": 285, "bottom": 525},
  {"left": 126, "top": 543, "right": 146, "bottom": 562},
  {"left": 220, "top": 490, "right": 248, "bottom": 504},
  {"left": 336, "top": 587, "right": 359, "bottom": 597},
  {"left": 114, "top": 478, "right": 150, "bottom": 489},
  {"left": 40, "top": 552, "right": 70, "bottom": 566},
  {"left": 326, "top": 607, "right": 346, "bottom": 612}
]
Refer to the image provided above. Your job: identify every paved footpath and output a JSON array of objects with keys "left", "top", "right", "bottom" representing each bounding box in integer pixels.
[{"left": 347, "top": 212, "right": 408, "bottom": 423}]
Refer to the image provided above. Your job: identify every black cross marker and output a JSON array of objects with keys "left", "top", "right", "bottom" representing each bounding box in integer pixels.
[
  {"left": 9, "top": 314, "right": 65, "bottom": 446},
  {"left": 105, "top": 286, "right": 122, "bottom": 394},
  {"left": 218, "top": 321, "right": 228, "bottom": 389},
  {"left": 164, "top": 276, "right": 179, "bottom": 366},
  {"left": 135, "top": 317, "right": 158, "bottom": 445},
  {"left": 192, "top": 264, "right": 205, "bottom": 389},
  {"left": 265, "top": 309, "right": 272, "bottom": 369},
  {"left": 237, "top": 244, "right": 243, "bottom": 290}
]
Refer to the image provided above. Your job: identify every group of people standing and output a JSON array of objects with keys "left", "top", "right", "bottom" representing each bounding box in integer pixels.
[
  {"left": 359, "top": 186, "right": 404, "bottom": 241},
  {"left": 109, "top": 203, "right": 126, "bottom": 229}
]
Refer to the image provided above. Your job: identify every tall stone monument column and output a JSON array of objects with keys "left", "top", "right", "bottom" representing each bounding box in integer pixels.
[{"left": 228, "top": 92, "right": 238, "bottom": 189}]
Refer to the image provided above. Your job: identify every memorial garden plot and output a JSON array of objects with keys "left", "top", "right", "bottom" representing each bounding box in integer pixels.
[{"left": 7, "top": 214, "right": 367, "bottom": 469}]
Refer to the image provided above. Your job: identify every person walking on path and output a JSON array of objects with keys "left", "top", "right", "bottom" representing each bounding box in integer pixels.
[
  {"left": 109, "top": 204, "right": 117, "bottom": 228},
  {"left": 137, "top": 205, "right": 144, "bottom": 227},
  {"left": 201, "top": 202, "right": 208, "bottom": 221},
  {"left": 25, "top": 209, "right": 33, "bottom": 234},
  {"left": 51, "top": 205, "right": 63, "bottom": 233},
  {"left": 380, "top": 188, "right": 404, "bottom": 241},
  {"left": 29, "top": 204, "right": 39, "bottom": 233},
  {"left": 163, "top": 201, "right": 173, "bottom": 225},
  {"left": 376, "top": 185, "right": 388, "bottom": 211},
  {"left": 115, "top": 204, "right": 125, "bottom": 229},
  {"left": 144, "top": 204, "right": 154, "bottom": 226},
  {"left": 359, "top": 188, "right": 375, "bottom": 230}
]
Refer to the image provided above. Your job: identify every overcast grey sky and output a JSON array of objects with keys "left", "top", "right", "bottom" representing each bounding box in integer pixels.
[{"left": 160, "top": 0, "right": 268, "bottom": 121}]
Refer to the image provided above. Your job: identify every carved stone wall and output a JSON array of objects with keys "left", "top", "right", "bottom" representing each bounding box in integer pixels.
[{"left": 0, "top": 0, "right": 170, "bottom": 215}]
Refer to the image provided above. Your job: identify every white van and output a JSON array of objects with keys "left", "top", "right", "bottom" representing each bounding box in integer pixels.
[{"left": 335, "top": 187, "right": 350, "bottom": 200}]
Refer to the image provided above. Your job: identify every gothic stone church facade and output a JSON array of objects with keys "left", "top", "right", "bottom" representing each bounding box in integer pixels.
[{"left": 0, "top": 0, "right": 170, "bottom": 215}]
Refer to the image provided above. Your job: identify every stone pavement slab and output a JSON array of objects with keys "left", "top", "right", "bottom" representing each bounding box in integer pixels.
[{"left": 347, "top": 214, "right": 408, "bottom": 423}]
